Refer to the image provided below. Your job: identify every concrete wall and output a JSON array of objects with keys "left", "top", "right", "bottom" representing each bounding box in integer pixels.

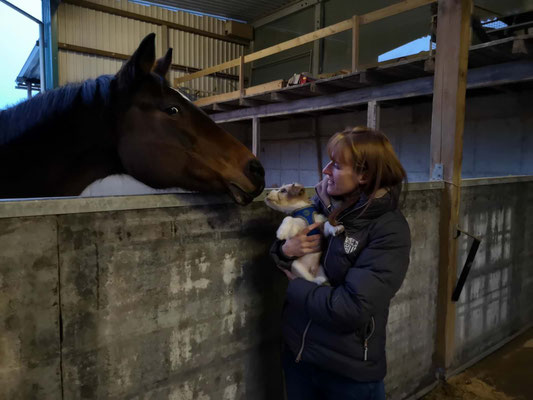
[
  {"left": 1, "top": 178, "right": 532, "bottom": 399},
  {"left": 1, "top": 184, "right": 441, "bottom": 400},
  {"left": 453, "top": 179, "right": 533, "bottom": 368}
]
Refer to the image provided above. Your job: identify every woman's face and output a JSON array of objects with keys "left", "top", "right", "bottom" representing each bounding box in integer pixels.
[{"left": 322, "top": 151, "right": 365, "bottom": 197}]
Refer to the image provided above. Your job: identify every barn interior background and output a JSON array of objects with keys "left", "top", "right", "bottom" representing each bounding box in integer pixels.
[{"left": 1, "top": 0, "right": 532, "bottom": 399}]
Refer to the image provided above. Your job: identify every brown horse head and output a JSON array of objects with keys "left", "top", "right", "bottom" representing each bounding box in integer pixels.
[{"left": 114, "top": 34, "right": 264, "bottom": 205}]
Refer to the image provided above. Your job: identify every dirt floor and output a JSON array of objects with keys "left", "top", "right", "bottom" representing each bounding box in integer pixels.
[{"left": 423, "top": 327, "right": 533, "bottom": 400}]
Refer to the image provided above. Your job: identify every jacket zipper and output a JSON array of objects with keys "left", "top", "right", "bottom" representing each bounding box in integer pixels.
[
  {"left": 295, "top": 320, "right": 312, "bottom": 363},
  {"left": 363, "top": 316, "right": 376, "bottom": 361}
]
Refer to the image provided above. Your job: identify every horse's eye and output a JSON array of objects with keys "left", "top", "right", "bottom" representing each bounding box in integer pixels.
[{"left": 165, "top": 106, "right": 180, "bottom": 115}]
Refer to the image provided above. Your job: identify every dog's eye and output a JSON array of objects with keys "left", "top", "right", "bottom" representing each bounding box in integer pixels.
[
  {"left": 280, "top": 188, "right": 287, "bottom": 193},
  {"left": 165, "top": 106, "right": 180, "bottom": 115}
]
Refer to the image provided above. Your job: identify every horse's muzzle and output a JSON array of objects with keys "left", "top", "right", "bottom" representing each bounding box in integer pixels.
[{"left": 244, "top": 159, "right": 265, "bottom": 197}]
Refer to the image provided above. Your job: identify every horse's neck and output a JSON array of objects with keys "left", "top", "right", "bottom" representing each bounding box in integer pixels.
[{"left": 0, "top": 97, "right": 123, "bottom": 198}]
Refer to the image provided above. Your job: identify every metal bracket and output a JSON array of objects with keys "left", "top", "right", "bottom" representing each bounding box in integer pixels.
[
  {"left": 451, "top": 225, "right": 482, "bottom": 302},
  {"left": 431, "top": 163, "right": 443, "bottom": 181}
]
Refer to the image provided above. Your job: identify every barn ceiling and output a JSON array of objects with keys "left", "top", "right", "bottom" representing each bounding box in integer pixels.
[{"left": 143, "top": 0, "right": 296, "bottom": 22}]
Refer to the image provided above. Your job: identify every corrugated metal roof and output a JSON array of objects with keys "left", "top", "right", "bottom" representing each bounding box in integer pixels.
[{"left": 138, "top": 0, "right": 296, "bottom": 22}]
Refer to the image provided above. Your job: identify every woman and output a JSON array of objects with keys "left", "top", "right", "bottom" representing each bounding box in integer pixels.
[{"left": 270, "top": 126, "right": 411, "bottom": 400}]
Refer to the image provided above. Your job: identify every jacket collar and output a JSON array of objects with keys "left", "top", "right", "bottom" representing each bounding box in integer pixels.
[{"left": 314, "top": 179, "right": 398, "bottom": 223}]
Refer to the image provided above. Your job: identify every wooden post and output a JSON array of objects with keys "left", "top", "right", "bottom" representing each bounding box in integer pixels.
[
  {"left": 430, "top": 0, "right": 472, "bottom": 373},
  {"left": 352, "top": 15, "right": 360, "bottom": 73},
  {"left": 367, "top": 100, "right": 380, "bottom": 130},
  {"left": 313, "top": 117, "right": 323, "bottom": 180},
  {"left": 312, "top": 2, "right": 324, "bottom": 77},
  {"left": 252, "top": 116, "right": 260, "bottom": 157},
  {"left": 239, "top": 55, "right": 245, "bottom": 97}
]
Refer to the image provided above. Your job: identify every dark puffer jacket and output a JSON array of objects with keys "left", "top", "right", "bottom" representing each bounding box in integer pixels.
[{"left": 270, "top": 180, "right": 411, "bottom": 382}]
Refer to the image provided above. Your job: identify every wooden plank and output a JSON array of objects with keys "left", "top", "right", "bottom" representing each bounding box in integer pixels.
[
  {"left": 359, "top": 0, "right": 436, "bottom": 25},
  {"left": 252, "top": 117, "right": 260, "bottom": 157},
  {"left": 62, "top": 0, "right": 248, "bottom": 46},
  {"left": 175, "top": 58, "right": 241, "bottom": 84},
  {"left": 245, "top": 19, "right": 353, "bottom": 64},
  {"left": 209, "top": 60, "right": 532, "bottom": 122},
  {"left": 352, "top": 15, "right": 360, "bottom": 73},
  {"left": 429, "top": 0, "right": 472, "bottom": 372},
  {"left": 194, "top": 80, "right": 285, "bottom": 107}
]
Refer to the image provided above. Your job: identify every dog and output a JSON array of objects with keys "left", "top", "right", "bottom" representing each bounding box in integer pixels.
[{"left": 265, "top": 183, "right": 344, "bottom": 284}]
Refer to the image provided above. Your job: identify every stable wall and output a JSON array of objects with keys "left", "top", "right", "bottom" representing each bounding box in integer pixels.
[
  {"left": 222, "top": 90, "right": 533, "bottom": 188},
  {"left": 453, "top": 178, "right": 533, "bottom": 369},
  {"left": 1, "top": 183, "right": 441, "bottom": 400},
  {"left": 2, "top": 178, "right": 532, "bottom": 399}
]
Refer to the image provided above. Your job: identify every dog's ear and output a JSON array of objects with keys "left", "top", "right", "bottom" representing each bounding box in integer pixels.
[{"left": 289, "top": 183, "right": 305, "bottom": 197}]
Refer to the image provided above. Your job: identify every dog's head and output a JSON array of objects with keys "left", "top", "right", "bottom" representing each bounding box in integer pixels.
[{"left": 264, "top": 183, "right": 310, "bottom": 213}]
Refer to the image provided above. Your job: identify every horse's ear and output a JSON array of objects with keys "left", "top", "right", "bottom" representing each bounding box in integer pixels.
[
  {"left": 116, "top": 33, "right": 156, "bottom": 87},
  {"left": 153, "top": 48, "right": 172, "bottom": 78}
]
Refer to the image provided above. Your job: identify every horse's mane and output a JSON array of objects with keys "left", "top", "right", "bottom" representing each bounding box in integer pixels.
[{"left": 0, "top": 75, "right": 113, "bottom": 146}]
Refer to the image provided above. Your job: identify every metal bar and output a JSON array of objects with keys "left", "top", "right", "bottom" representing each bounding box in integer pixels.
[
  {"left": 0, "top": 0, "right": 42, "bottom": 24},
  {"left": 252, "top": 117, "right": 260, "bottom": 156},
  {"left": 42, "top": 0, "right": 59, "bottom": 90},
  {"left": 451, "top": 231, "right": 481, "bottom": 302},
  {"left": 39, "top": 25, "right": 46, "bottom": 93}
]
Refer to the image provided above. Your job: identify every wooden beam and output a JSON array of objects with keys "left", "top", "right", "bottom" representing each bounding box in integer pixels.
[
  {"left": 367, "top": 100, "right": 381, "bottom": 130},
  {"left": 210, "top": 60, "right": 532, "bottom": 123},
  {"left": 352, "top": 15, "right": 360, "bottom": 73},
  {"left": 62, "top": 0, "right": 249, "bottom": 46},
  {"left": 359, "top": 0, "right": 436, "bottom": 25},
  {"left": 430, "top": 0, "right": 473, "bottom": 372},
  {"left": 194, "top": 79, "right": 285, "bottom": 107},
  {"left": 313, "top": 117, "right": 323, "bottom": 180},
  {"left": 175, "top": 59, "right": 241, "bottom": 84},
  {"left": 312, "top": 2, "right": 324, "bottom": 76},
  {"left": 252, "top": 117, "right": 260, "bottom": 157},
  {"left": 239, "top": 55, "right": 245, "bottom": 97}
]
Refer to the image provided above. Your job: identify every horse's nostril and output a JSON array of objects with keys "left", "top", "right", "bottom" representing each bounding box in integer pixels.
[{"left": 247, "top": 159, "right": 265, "bottom": 179}]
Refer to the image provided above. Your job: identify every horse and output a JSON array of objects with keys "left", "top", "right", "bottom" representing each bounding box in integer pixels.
[{"left": 0, "top": 33, "right": 264, "bottom": 205}]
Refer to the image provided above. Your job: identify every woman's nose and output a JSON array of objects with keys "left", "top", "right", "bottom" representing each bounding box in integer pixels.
[{"left": 322, "top": 161, "right": 332, "bottom": 175}]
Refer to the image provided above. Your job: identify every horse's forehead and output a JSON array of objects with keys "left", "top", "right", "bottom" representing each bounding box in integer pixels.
[{"left": 169, "top": 87, "right": 192, "bottom": 103}]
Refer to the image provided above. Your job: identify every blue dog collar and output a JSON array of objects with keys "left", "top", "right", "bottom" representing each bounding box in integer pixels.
[{"left": 291, "top": 205, "right": 321, "bottom": 236}]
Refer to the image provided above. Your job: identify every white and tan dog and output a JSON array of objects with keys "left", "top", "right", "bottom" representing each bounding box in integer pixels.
[{"left": 265, "top": 183, "right": 344, "bottom": 284}]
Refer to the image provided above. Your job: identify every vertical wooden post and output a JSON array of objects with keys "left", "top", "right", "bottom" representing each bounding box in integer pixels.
[
  {"left": 352, "top": 15, "right": 360, "bottom": 73},
  {"left": 313, "top": 117, "right": 323, "bottom": 181},
  {"left": 239, "top": 55, "right": 245, "bottom": 97},
  {"left": 252, "top": 116, "right": 260, "bottom": 157},
  {"left": 367, "top": 100, "right": 380, "bottom": 130},
  {"left": 312, "top": 2, "right": 324, "bottom": 77},
  {"left": 430, "top": 0, "right": 472, "bottom": 372}
]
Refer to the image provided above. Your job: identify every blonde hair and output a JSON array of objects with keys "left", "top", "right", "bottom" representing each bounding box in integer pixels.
[{"left": 326, "top": 126, "right": 406, "bottom": 222}]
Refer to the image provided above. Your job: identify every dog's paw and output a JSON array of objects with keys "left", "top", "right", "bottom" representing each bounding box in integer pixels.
[{"left": 324, "top": 221, "right": 344, "bottom": 237}]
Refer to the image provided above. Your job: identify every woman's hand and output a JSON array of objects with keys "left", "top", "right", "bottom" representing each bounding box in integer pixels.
[
  {"left": 281, "top": 222, "right": 323, "bottom": 258},
  {"left": 277, "top": 266, "right": 298, "bottom": 280}
]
